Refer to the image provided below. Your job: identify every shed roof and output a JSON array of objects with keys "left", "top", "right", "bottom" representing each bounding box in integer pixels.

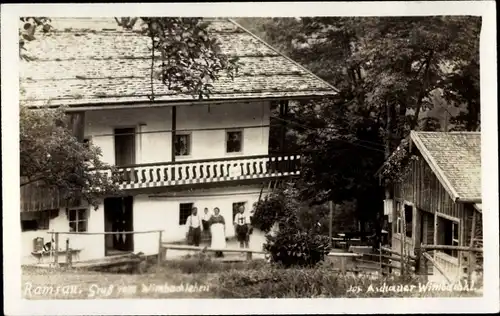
[
  {"left": 410, "top": 131, "right": 481, "bottom": 203},
  {"left": 20, "top": 18, "right": 338, "bottom": 108}
]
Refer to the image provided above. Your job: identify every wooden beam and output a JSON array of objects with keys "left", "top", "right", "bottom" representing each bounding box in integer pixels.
[
  {"left": 422, "top": 252, "right": 452, "bottom": 283},
  {"left": 421, "top": 244, "right": 482, "bottom": 252},
  {"left": 171, "top": 106, "right": 177, "bottom": 162},
  {"left": 433, "top": 211, "right": 438, "bottom": 260},
  {"left": 467, "top": 210, "right": 477, "bottom": 283},
  {"left": 329, "top": 201, "right": 334, "bottom": 248}
]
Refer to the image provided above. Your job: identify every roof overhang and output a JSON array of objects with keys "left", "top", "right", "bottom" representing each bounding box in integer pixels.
[
  {"left": 25, "top": 94, "right": 337, "bottom": 113},
  {"left": 410, "top": 131, "right": 462, "bottom": 202},
  {"left": 473, "top": 203, "right": 483, "bottom": 213}
]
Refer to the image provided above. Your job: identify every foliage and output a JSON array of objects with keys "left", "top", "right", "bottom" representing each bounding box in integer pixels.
[
  {"left": 251, "top": 191, "right": 288, "bottom": 233},
  {"left": 19, "top": 17, "right": 52, "bottom": 61},
  {"left": 264, "top": 226, "right": 331, "bottom": 267},
  {"left": 19, "top": 106, "right": 121, "bottom": 209},
  {"left": 217, "top": 265, "right": 480, "bottom": 298},
  {"left": 161, "top": 252, "right": 268, "bottom": 274},
  {"left": 379, "top": 139, "right": 419, "bottom": 184},
  {"left": 237, "top": 17, "right": 480, "bottom": 230},
  {"left": 253, "top": 184, "right": 332, "bottom": 267},
  {"left": 137, "top": 18, "right": 241, "bottom": 99}
]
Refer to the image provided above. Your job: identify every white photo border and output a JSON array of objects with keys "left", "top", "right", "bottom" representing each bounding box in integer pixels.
[{"left": 2, "top": 1, "right": 498, "bottom": 315}]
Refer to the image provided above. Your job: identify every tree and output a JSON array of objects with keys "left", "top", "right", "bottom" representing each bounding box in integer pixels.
[
  {"left": 237, "top": 16, "right": 481, "bottom": 232},
  {"left": 19, "top": 17, "right": 240, "bottom": 208},
  {"left": 20, "top": 106, "right": 121, "bottom": 209}
]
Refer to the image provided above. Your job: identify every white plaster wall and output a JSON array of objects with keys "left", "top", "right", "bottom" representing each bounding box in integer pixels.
[
  {"left": 21, "top": 206, "right": 105, "bottom": 265},
  {"left": 132, "top": 185, "right": 264, "bottom": 256},
  {"left": 84, "top": 101, "right": 270, "bottom": 166},
  {"left": 85, "top": 107, "right": 173, "bottom": 165}
]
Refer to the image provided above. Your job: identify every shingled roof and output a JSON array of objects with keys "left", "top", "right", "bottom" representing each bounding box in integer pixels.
[
  {"left": 410, "top": 131, "right": 481, "bottom": 203},
  {"left": 20, "top": 18, "right": 338, "bottom": 108}
]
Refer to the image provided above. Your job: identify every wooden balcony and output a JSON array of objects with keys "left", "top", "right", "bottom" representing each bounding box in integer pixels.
[{"left": 104, "top": 154, "right": 301, "bottom": 190}]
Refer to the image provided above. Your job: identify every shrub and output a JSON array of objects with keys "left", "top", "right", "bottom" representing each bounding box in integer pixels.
[
  {"left": 264, "top": 226, "right": 331, "bottom": 267},
  {"left": 252, "top": 191, "right": 288, "bottom": 233},
  {"left": 254, "top": 183, "right": 332, "bottom": 267}
]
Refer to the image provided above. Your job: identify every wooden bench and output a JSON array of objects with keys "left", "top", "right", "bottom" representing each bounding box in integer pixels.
[{"left": 31, "top": 249, "right": 82, "bottom": 264}]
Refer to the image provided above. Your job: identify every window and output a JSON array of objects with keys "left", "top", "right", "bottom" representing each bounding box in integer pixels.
[
  {"left": 179, "top": 203, "right": 194, "bottom": 225},
  {"left": 174, "top": 134, "right": 191, "bottom": 156},
  {"left": 232, "top": 202, "right": 246, "bottom": 223},
  {"left": 68, "top": 208, "right": 88, "bottom": 232},
  {"left": 21, "top": 210, "right": 55, "bottom": 231},
  {"left": 439, "top": 216, "right": 460, "bottom": 257},
  {"left": 395, "top": 202, "right": 402, "bottom": 234},
  {"left": 226, "top": 130, "right": 243, "bottom": 153},
  {"left": 404, "top": 205, "right": 413, "bottom": 238}
]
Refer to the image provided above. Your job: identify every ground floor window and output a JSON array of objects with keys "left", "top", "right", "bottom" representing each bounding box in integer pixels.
[
  {"left": 21, "top": 209, "right": 57, "bottom": 231},
  {"left": 67, "top": 208, "right": 88, "bottom": 232},
  {"left": 179, "top": 203, "right": 194, "bottom": 225},
  {"left": 438, "top": 216, "right": 460, "bottom": 258},
  {"left": 404, "top": 204, "right": 413, "bottom": 238}
]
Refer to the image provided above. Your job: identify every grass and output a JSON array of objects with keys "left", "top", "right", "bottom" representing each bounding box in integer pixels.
[{"left": 22, "top": 254, "right": 483, "bottom": 299}]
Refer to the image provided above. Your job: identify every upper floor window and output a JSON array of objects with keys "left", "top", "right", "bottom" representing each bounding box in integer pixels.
[
  {"left": 226, "top": 130, "right": 243, "bottom": 153},
  {"left": 175, "top": 133, "right": 191, "bottom": 156}
]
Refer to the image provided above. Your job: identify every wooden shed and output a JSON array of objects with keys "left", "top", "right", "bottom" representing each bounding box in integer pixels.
[{"left": 386, "top": 131, "right": 482, "bottom": 282}]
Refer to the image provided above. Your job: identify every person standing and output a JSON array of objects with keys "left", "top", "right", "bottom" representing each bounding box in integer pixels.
[
  {"left": 202, "top": 207, "right": 211, "bottom": 232},
  {"left": 209, "top": 207, "right": 226, "bottom": 257},
  {"left": 234, "top": 205, "right": 250, "bottom": 249},
  {"left": 186, "top": 207, "right": 202, "bottom": 247}
]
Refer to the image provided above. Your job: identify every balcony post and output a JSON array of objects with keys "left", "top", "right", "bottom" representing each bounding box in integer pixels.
[{"left": 171, "top": 106, "right": 177, "bottom": 162}]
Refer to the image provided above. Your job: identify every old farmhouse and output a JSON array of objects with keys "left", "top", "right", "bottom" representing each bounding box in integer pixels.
[
  {"left": 19, "top": 18, "right": 338, "bottom": 265},
  {"left": 386, "top": 131, "right": 482, "bottom": 282}
]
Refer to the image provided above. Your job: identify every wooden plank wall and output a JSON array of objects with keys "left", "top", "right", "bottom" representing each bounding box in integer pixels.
[
  {"left": 394, "top": 155, "right": 467, "bottom": 247},
  {"left": 20, "top": 180, "right": 65, "bottom": 213}
]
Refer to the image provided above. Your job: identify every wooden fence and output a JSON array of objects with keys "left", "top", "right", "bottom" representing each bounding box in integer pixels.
[
  {"left": 415, "top": 244, "right": 483, "bottom": 283},
  {"left": 44, "top": 230, "right": 163, "bottom": 268}
]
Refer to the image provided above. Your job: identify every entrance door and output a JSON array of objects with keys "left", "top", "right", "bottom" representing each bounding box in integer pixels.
[
  {"left": 114, "top": 128, "right": 136, "bottom": 166},
  {"left": 104, "top": 196, "right": 134, "bottom": 256}
]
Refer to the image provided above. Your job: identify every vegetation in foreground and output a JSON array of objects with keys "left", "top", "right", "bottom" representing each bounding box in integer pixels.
[{"left": 22, "top": 253, "right": 482, "bottom": 299}]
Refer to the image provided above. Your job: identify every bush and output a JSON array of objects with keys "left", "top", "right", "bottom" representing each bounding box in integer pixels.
[
  {"left": 253, "top": 183, "right": 332, "bottom": 267},
  {"left": 264, "top": 226, "right": 331, "bottom": 267},
  {"left": 252, "top": 191, "right": 287, "bottom": 233}
]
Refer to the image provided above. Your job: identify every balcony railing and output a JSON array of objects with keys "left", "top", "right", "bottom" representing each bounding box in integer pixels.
[{"left": 104, "top": 154, "right": 301, "bottom": 190}]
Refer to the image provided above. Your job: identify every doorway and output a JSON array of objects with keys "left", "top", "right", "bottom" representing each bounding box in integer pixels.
[
  {"left": 114, "top": 128, "right": 136, "bottom": 166},
  {"left": 104, "top": 196, "right": 134, "bottom": 256}
]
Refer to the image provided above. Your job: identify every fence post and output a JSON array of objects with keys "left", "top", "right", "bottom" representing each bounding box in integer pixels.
[
  {"left": 54, "top": 232, "right": 59, "bottom": 267},
  {"left": 414, "top": 244, "right": 422, "bottom": 275},
  {"left": 246, "top": 250, "right": 252, "bottom": 261},
  {"left": 157, "top": 231, "right": 163, "bottom": 267},
  {"left": 65, "top": 238, "right": 72, "bottom": 268},
  {"left": 340, "top": 256, "right": 346, "bottom": 274},
  {"left": 422, "top": 251, "right": 429, "bottom": 282},
  {"left": 378, "top": 242, "right": 383, "bottom": 275},
  {"left": 467, "top": 211, "right": 477, "bottom": 284}
]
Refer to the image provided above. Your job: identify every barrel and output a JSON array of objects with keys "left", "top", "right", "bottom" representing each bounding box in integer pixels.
[{"left": 33, "top": 237, "right": 44, "bottom": 252}]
